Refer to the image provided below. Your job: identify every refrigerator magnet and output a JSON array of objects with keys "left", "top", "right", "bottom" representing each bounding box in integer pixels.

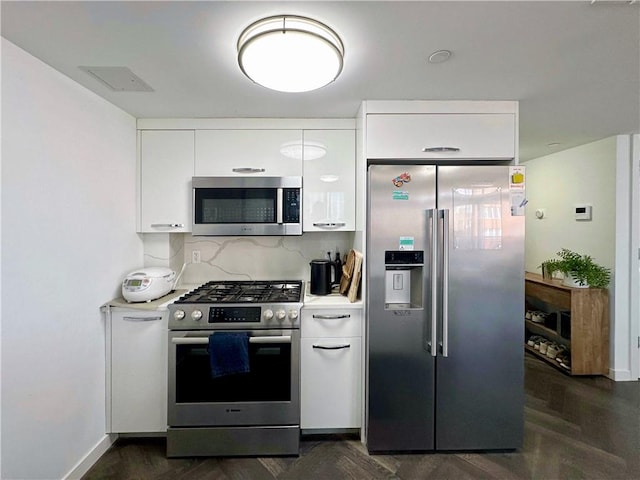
[{"left": 509, "top": 166, "right": 526, "bottom": 216}]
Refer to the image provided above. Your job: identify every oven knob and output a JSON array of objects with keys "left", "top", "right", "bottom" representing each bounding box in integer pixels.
[
  {"left": 275, "top": 309, "right": 286, "bottom": 321},
  {"left": 173, "top": 310, "right": 185, "bottom": 320},
  {"left": 263, "top": 309, "right": 274, "bottom": 320},
  {"left": 191, "top": 310, "right": 203, "bottom": 321},
  {"left": 288, "top": 309, "right": 299, "bottom": 320}
]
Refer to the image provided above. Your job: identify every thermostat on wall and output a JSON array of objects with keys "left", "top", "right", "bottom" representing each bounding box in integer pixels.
[{"left": 575, "top": 204, "right": 592, "bottom": 221}]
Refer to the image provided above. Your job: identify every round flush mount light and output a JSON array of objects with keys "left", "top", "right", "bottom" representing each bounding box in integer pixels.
[
  {"left": 237, "top": 15, "right": 344, "bottom": 93},
  {"left": 428, "top": 49, "right": 452, "bottom": 64}
]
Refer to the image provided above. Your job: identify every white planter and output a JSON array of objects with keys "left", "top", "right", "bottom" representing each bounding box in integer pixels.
[{"left": 562, "top": 272, "right": 589, "bottom": 288}]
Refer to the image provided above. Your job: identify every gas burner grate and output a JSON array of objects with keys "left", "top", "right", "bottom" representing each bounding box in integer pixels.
[{"left": 175, "top": 280, "right": 303, "bottom": 304}]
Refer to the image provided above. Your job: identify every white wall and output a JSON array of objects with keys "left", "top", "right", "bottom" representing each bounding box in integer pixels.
[
  {"left": 523, "top": 137, "right": 622, "bottom": 376},
  {"left": 1, "top": 38, "right": 142, "bottom": 479},
  {"left": 524, "top": 137, "right": 617, "bottom": 273}
]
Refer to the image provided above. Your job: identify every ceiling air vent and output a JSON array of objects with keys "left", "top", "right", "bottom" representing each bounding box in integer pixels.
[{"left": 79, "top": 66, "right": 154, "bottom": 92}]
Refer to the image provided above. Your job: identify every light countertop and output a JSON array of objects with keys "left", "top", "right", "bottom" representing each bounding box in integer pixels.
[
  {"left": 303, "top": 283, "right": 363, "bottom": 309},
  {"left": 105, "top": 282, "right": 362, "bottom": 311}
]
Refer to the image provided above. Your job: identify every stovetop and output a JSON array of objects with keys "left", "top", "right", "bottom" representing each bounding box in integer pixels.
[
  {"left": 174, "top": 280, "right": 303, "bottom": 305},
  {"left": 169, "top": 280, "right": 303, "bottom": 330}
]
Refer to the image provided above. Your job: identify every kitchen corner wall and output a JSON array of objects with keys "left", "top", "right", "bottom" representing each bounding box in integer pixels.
[
  {"left": 143, "top": 232, "right": 355, "bottom": 285},
  {"left": 2, "top": 39, "right": 142, "bottom": 479}
]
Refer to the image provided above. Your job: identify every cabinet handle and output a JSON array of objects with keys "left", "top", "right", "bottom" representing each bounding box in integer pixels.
[
  {"left": 312, "top": 344, "right": 351, "bottom": 350},
  {"left": 232, "top": 167, "right": 266, "bottom": 173},
  {"left": 150, "top": 223, "right": 184, "bottom": 228},
  {"left": 312, "top": 314, "right": 351, "bottom": 320},
  {"left": 123, "top": 316, "right": 163, "bottom": 322},
  {"left": 312, "top": 222, "right": 346, "bottom": 229},
  {"left": 422, "top": 147, "right": 460, "bottom": 153}
]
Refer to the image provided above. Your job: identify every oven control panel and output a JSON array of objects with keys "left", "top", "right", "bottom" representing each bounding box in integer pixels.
[
  {"left": 169, "top": 304, "right": 301, "bottom": 329},
  {"left": 209, "top": 307, "right": 261, "bottom": 323}
]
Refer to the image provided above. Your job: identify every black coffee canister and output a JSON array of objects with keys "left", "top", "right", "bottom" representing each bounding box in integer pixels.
[{"left": 309, "top": 259, "right": 333, "bottom": 295}]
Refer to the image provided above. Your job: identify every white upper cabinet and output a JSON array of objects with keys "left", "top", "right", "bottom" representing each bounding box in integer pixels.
[
  {"left": 139, "top": 130, "right": 194, "bottom": 233},
  {"left": 303, "top": 130, "right": 356, "bottom": 232},
  {"left": 366, "top": 113, "right": 516, "bottom": 160},
  {"left": 195, "top": 130, "right": 303, "bottom": 176}
]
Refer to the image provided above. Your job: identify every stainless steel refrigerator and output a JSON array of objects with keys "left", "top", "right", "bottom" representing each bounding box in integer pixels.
[{"left": 366, "top": 164, "right": 525, "bottom": 452}]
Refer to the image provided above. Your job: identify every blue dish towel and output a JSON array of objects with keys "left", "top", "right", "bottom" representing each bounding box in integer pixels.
[{"left": 208, "top": 332, "right": 250, "bottom": 378}]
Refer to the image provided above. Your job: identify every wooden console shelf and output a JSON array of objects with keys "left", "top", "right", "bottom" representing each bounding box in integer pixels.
[{"left": 525, "top": 272, "right": 609, "bottom": 375}]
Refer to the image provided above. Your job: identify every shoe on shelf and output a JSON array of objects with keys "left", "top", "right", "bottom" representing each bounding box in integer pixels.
[
  {"left": 531, "top": 312, "right": 546, "bottom": 324},
  {"left": 539, "top": 341, "right": 549, "bottom": 355}
]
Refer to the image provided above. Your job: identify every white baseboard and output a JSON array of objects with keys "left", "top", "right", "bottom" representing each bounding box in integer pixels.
[
  {"left": 63, "top": 434, "right": 118, "bottom": 480},
  {"left": 608, "top": 368, "right": 634, "bottom": 381}
]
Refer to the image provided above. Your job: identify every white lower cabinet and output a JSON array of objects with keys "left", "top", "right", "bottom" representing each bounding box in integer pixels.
[
  {"left": 300, "top": 308, "right": 362, "bottom": 430},
  {"left": 108, "top": 308, "right": 168, "bottom": 433}
]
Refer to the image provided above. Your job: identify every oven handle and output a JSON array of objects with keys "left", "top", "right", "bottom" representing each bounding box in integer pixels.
[{"left": 171, "top": 335, "right": 292, "bottom": 345}]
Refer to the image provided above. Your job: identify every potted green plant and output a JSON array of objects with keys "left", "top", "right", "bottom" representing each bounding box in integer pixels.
[{"left": 539, "top": 248, "right": 611, "bottom": 288}]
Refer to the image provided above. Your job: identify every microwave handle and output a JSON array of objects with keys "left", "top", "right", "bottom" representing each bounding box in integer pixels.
[
  {"left": 232, "top": 167, "right": 266, "bottom": 174},
  {"left": 276, "top": 188, "right": 284, "bottom": 224}
]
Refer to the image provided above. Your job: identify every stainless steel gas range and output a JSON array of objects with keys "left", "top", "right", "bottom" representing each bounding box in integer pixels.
[{"left": 166, "top": 280, "right": 303, "bottom": 457}]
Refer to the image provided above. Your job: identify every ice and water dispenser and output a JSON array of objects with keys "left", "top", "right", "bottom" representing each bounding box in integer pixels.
[{"left": 384, "top": 250, "right": 424, "bottom": 309}]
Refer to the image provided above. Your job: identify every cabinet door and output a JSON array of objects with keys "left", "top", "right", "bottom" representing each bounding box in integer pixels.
[
  {"left": 139, "top": 130, "right": 194, "bottom": 232},
  {"left": 366, "top": 114, "right": 515, "bottom": 160},
  {"left": 110, "top": 310, "right": 168, "bottom": 433},
  {"left": 195, "top": 130, "right": 303, "bottom": 176},
  {"left": 303, "top": 130, "right": 356, "bottom": 231},
  {"left": 301, "top": 337, "right": 362, "bottom": 429}
]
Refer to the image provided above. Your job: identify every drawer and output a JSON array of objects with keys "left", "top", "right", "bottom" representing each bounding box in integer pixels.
[
  {"left": 366, "top": 113, "right": 516, "bottom": 160},
  {"left": 301, "top": 309, "right": 362, "bottom": 338}
]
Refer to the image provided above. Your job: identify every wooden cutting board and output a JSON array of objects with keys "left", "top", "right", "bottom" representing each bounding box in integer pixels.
[
  {"left": 347, "top": 250, "right": 363, "bottom": 303},
  {"left": 339, "top": 249, "right": 363, "bottom": 302}
]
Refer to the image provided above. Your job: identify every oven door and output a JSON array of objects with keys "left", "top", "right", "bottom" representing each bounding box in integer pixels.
[{"left": 168, "top": 329, "right": 300, "bottom": 427}]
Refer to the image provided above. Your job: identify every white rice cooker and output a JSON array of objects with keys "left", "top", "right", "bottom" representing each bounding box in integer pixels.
[{"left": 122, "top": 267, "right": 176, "bottom": 303}]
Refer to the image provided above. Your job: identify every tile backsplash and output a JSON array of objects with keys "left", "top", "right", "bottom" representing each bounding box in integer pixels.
[{"left": 143, "top": 232, "right": 355, "bottom": 285}]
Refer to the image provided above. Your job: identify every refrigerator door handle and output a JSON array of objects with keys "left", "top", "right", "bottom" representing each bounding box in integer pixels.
[
  {"left": 428, "top": 208, "right": 438, "bottom": 357},
  {"left": 441, "top": 209, "right": 450, "bottom": 357}
]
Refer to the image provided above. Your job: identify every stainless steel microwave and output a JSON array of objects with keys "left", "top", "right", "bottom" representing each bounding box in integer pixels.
[{"left": 192, "top": 176, "right": 302, "bottom": 236}]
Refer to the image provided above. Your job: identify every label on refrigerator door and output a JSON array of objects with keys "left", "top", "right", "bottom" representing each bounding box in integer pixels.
[
  {"left": 392, "top": 190, "right": 409, "bottom": 201},
  {"left": 509, "top": 166, "right": 527, "bottom": 216},
  {"left": 399, "top": 236, "right": 414, "bottom": 250}
]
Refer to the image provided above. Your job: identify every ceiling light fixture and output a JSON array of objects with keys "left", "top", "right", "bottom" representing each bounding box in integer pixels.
[
  {"left": 280, "top": 140, "right": 327, "bottom": 160},
  {"left": 428, "top": 50, "right": 452, "bottom": 64},
  {"left": 237, "top": 15, "right": 344, "bottom": 93}
]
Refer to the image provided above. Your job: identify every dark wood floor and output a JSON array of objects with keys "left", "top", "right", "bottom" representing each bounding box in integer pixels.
[{"left": 83, "top": 355, "right": 640, "bottom": 479}]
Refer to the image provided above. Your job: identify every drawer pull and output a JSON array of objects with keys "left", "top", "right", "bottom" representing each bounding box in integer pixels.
[
  {"left": 422, "top": 147, "right": 460, "bottom": 153},
  {"left": 312, "top": 344, "right": 351, "bottom": 350},
  {"left": 123, "top": 316, "right": 163, "bottom": 322},
  {"left": 312, "top": 314, "right": 350, "bottom": 320}
]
